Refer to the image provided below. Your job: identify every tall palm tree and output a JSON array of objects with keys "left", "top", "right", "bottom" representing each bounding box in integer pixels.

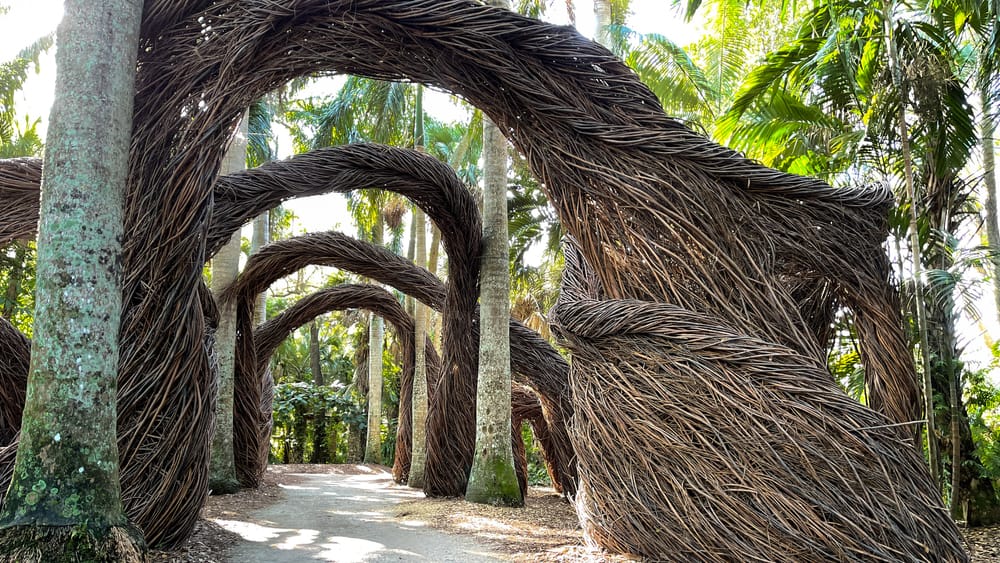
[
  {"left": 466, "top": 0, "right": 522, "bottom": 507},
  {"left": 710, "top": 0, "right": 996, "bottom": 521},
  {"left": 409, "top": 86, "right": 431, "bottom": 487},
  {"left": 209, "top": 113, "right": 248, "bottom": 494},
  {"left": 0, "top": 0, "right": 145, "bottom": 557}
]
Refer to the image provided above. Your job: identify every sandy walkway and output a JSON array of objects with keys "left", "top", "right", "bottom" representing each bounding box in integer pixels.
[{"left": 218, "top": 466, "right": 504, "bottom": 562}]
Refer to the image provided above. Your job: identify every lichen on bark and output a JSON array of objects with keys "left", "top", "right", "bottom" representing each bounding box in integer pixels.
[{"left": 0, "top": 0, "right": 146, "bottom": 558}]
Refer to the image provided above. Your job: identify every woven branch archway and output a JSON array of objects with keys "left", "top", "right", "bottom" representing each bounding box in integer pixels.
[
  {"left": 212, "top": 144, "right": 482, "bottom": 495},
  {"left": 250, "top": 284, "right": 536, "bottom": 494},
  {"left": 227, "top": 230, "right": 576, "bottom": 495},
  {"left": 0, "top": 0, "right": 956, "bottom": 555},
  {"left": 250, "top": 284, "right": 439, "bottom": 484},
  {"left": 0, "top": 149, "right": 575, "bottom": 495}
]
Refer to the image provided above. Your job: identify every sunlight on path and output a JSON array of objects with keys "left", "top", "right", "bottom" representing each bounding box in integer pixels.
[{"left": 221, "top": 467, "right": 504, "bottom": 562}]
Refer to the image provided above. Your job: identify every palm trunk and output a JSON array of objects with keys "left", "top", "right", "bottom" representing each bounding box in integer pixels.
[
  {"left": 982, "top": 93, "right": 1000, "bottom": 327},
  {"left": 208, "top": 112, "right": 248, "bottom": 495},
  {"left": 409, "top": 86, "right": 431, "bottom": 488},
  {"left": 0, "top": 1, "right": 146, "bottom": 558},
  {"left": 365, "top": 217, "right": 385, "bottom": 464},
  {"left": 593, "top": 0, "right": 613, "bottom": 46},
  {"left": 883, "top": 0, "right": 940, "bottom": 487},
  {"left": 310, "top": 320, "right": 329, "bottom": 464},
  {"left": 405, "top": 209, "right": 417, "bottom": 317},
  {"left": 466, "top": 21, "right": 522, "bottom": 502},
  {"left": 427, "top": 224, "right": 442, "bottom": 345},
  {"left": 410, "top": 209, "right": 430, "bottom": 487},
  {"left": 251, "top": 212, "right": 269, "bottom": 326}
]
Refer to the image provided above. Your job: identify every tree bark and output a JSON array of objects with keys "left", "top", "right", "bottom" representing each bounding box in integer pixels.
[
  {"left": 883, "top": 0, "right": 940, "bottom": 486},
  {"left": 208, "top": 113, "right": 247, "bottom": 495},
  {"left": 0, "top": 0, "right": 146, "bottom": 559},
  {"left": 982, "top": 93, "right": 1000, "bottom": 328},
  {"left": 466, "top": 6, "right": 522, "bottom": 502},
  {"left": 409, "top": 85, "right": 430, "bottom": 488},
  {"left": 365, "top": 217, "right": 385, "bottom": 464},
  {"left": 251, "top": 212, "right": 269, "bottom": 326},
  {"left": 310, "top": 320, "right": 329, "bottom": 464},
  {"left": 593, "top": 0, "right": 613, "bottom": 47}
]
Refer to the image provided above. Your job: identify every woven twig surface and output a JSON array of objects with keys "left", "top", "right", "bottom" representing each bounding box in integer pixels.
[
  {"left": 212, "top": 144, "right": 483, "bottom": 496},
  {"left": 554, "top": 243, "right": 964, "bottom": 561},
  {"left": 0, "top": 318, "right": 28, "bottom": 445},
  {"left": 0, "top": 157, "right": 40, "bottom": 245},
  {"left": 0, "top": 0, "right": 948, "bottom": 554},
  {"left": 226, "top": 230, "right": 576, "bottom": 495}
]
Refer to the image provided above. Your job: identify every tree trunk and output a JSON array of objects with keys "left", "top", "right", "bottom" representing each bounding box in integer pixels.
[
  {"left": 883, "top": 0, "right": 940, "bottom": 487},
  {"left": 208, "top": 112, "right": 248, "bottom": 495},
  {"left": 593, "top": 0, "right": 613, "bottom": 47},
  {"left": 407, "top": 85, "right": 430, "bottom": 487},
  {"left": 466, "top": 10, "right": 522, "bottom": 502},
  {"left": 982, "top": 93, "right": 1000, "bottom": 328},
  {"left": 405, "top": 209, "right": 417, "bottom": 318},
  {"left": 251, "top": 212, "right": 269, "bottom": 326},
  {"left": 310, "top": 320, "right": 329, "bottom": 464},
  {"left": 365, "top": 218, "right": 385, "bottom": 464},
  {"left": 427, "top": 224, "right": 442, "bottom": 346},
  {"left": 0, "top": 1, "right": 146, "bottom": 559}
]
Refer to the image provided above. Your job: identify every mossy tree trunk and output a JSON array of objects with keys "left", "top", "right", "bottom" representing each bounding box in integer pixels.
[
  {"left": 0, "top": 1, "right": 146, "bottom": 560},
  {"left": 466, "top": 1, "right": 523, "bottom": 506},
  {"left": 208, "top": 112, "right": 247, "bottom": 495}
]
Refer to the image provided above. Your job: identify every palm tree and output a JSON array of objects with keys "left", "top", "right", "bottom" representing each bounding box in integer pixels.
[
  {"left": 0, "top": 0, "right": 145, "bottom": 558},
  {"left": 409, "top": 85, "right": 432, "bottom": 486},
  {"left": 209, "top": 113, "right": 248, "bottom": 494},
  {"left": 466, "top": 0, "right": 523, "bottom": 507},
  {"left": 710, "top": 0, "right": 996, "bottom": 521}
]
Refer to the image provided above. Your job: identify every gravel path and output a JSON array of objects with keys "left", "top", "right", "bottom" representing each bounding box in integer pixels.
[{"left": 220, "top": 467, "right": 504, "bottom": 562}]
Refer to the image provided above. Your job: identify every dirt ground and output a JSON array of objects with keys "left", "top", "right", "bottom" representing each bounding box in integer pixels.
[{"left": 149, "top": 464, "right": 1000, "bottom": 562}]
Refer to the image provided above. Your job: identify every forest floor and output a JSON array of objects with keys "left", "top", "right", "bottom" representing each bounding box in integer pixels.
[{"left": 149, "top": 463, "right": 1000, "bottom": 562}]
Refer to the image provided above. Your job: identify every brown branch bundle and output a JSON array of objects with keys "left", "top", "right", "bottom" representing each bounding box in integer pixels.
[
  {"left": 0, "top": 157, "right": 41, "bottom": 245},
  {"left": 214, "top": 144, "right": 482, "bottom": 495},
  {"left": 0, "top": 318, "right": 28, "bottom": 445},
  {"left": 554, "top": 244, "right": 964, "bottom": 561}
]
